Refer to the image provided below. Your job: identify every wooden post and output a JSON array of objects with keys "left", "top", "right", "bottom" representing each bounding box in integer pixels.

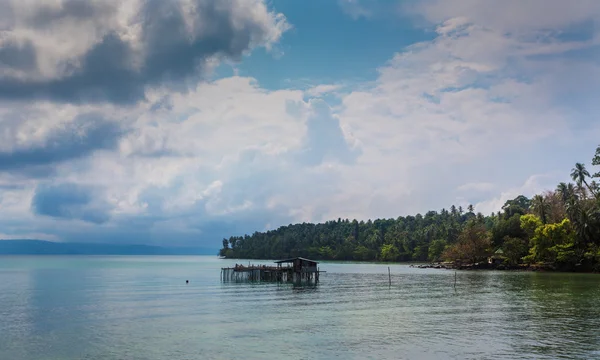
[
  {"left": 454, "top": 271, "right": 457, "bottom": 289},
  {"left": 388, "top": 267, "right": 391, "bottom": 287}
]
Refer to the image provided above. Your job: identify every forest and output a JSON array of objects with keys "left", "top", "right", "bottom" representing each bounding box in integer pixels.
[{"left": 219, "top": 146, "right": 600, "bottom": 271}]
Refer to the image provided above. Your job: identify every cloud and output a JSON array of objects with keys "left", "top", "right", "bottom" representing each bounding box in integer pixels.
[
  {"left": 0, "top": 112, "right": 124, "bottom": 174},
  {"left": 305, "top": 84, "right": 342, "bottom": 97},
  {"left": 411, "top": 0, "right": 600, "bottom": 33},
  {"left": 338, "top": 0, "right": 373, "bottom": 20},
  {"left": 474, "top": 175, "right": 556, "bottom": 215},
  {"left": 294, "top": 99, "right": 361, "bottom": 166},
  {"left": 329, "top": 1, "right": 600, "bottom": 218},
  {"left": 0, "top": 0, "right": 289, "bottom": 104},
  {"left": 457, "top": 182, "right": 495, "bottom": 193},
  {"left": 31, "top": 183, "right": 111, "bottom": 224}
]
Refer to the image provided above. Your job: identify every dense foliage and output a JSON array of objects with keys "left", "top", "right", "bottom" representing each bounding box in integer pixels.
[{"left": 219, "top": 146, "right": 600, "bottom": 271}]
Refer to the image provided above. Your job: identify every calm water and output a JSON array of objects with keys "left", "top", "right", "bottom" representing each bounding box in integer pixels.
[{"left": 1, "top": 256, "right": 599, "bottom": 360}]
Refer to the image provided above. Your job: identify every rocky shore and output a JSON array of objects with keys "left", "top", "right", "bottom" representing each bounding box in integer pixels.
[{"left": 410, "top": 262, "right": 566, "bottom": 272}]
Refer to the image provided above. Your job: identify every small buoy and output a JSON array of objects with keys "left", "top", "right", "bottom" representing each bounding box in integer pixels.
[{"left": 186, "top": 280, "right": 189, "bottom": 284}]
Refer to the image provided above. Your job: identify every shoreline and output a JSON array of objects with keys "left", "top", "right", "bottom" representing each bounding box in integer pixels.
[
  {"left": 220, "top": 256, "right": 599, "bottom": 273},
  {"left": 412, "top": 262, "right": 599, "bottom": 273}
]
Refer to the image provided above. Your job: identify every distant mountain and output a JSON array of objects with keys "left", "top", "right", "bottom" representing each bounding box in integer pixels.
[{"left": 0, "top": 240, "right": 215, "bottom": 255}]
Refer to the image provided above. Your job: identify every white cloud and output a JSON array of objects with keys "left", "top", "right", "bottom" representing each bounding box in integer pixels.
[
  {"left": 457, "top": 182, "right": 495, "bottom": 193},
  {"left": 306, "top": 84, "right": 342, "bottom": 97},
  {"left": 411, "top": 0, "right": 600, "bottom": 33},
  {"left": 475, "top": 174, "right": 556, "bottom": 215},
  {"left": 338, "top": 0, "right": 373, "bottom": 20}
]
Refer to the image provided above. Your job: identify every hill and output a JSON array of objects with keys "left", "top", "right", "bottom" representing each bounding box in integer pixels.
[{"left": 0, "top": 240, "right": 214, "bottom": 255}]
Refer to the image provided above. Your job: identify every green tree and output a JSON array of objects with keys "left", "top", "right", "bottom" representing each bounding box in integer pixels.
[
  {"left": 492, "top": 214, "right": 527, "bottom": 248},
  {"left": 571, "top": 163, "right": 597, "bottom": 199},
  {"left": 428, "top": 239, "right": 448, "bottom": 262},
  {"left": 520, "top": 214, "right": 543, "bottom": 239},
  {"left": 523, "top": 218, "right": 576, "bottom": 264},
  {"left": 380, "top": 244, "right": 400, "bottom": 262},
  {"left": 442, "top": 222, "right": 491, "bottom": 263},
  {"left": 450, "top": 205, "right": 457, "bottom": 217},
  {"left": 592, "top": 145, "right": 600, "bottom": 178},
  {"left": 502, "top": 237, "right": 528, "bottom": 265},
  {"left": 530, "top": 194, "right": 550, "bottom": 224}
]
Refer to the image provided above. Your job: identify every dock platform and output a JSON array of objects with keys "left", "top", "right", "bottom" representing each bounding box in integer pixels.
[{"left": 221, "top": 257, "right": 323, "bottom": 283}]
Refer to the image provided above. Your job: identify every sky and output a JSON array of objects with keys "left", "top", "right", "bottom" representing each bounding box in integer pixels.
[{"left": 0, "top": 0, "right": 599, "bottom": 248}]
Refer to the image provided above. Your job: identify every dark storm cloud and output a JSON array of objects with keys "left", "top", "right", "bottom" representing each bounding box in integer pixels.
[
  {"left": 32, "top": 183, "right": 111, "bottom": 224},
  {"left": 0, "top": 0, "right": 284, "bottom": 104},
  {"left": 0, "top": 40, "right": 37, "bottom": 71},
  {"left": 26, "top": 0, "right": 114, "bottom": 28},
  {"left": 0, "top": 113, "right": 125, "bottom": 172}
]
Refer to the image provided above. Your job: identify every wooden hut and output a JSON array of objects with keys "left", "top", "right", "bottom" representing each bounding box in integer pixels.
[
  {"left": 221, "top": 257, "right": 321, "bottom": 283},
  {"left": 275, "top": 257, "right": 317, "bottom": 272},
  {"left": 488, "top": 248, "right": 505, "bottom": 265}
]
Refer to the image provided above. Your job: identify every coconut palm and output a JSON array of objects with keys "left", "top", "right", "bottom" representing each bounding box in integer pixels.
[
  {"left": 557, "top": 182, "right": 577, "bottom": 205},
  {"left": 571, "top": 163, "right": 598, "bottom": 199},
  {"left": 590, "top": 181, "right": 600, "bottom": 195},
  {"left": 576, "top": 184, "right": 589, "bottom": 200},
  {"left": 530, "top": 194, "right": 550, "bottom": 224}
]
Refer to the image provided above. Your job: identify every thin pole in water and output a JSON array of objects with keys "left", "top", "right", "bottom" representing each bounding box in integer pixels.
[
  {"left": 388, "top": 266, "right": 391, "bottom": 287},
  {"left": 454, "top": 271, "right": 457, "bottom": 289}
]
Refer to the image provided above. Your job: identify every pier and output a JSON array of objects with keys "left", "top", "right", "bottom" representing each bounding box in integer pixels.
[{"left": 221, "top": 257, "right": 323, "bottom": 283}]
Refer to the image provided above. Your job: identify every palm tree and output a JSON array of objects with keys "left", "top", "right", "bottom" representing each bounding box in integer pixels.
[
  {"left": 557, "top": 182, "right": 577, "bottom": 205},
  {"left": 592, "top": 144, "right": 600, "bottom": 167},
  {"left": 530, "top": 194, "right": 550, "bottom": 224},
  {"left": 571, "top": 163, "right": 598, "bottom": 199},
  {"left": 476, "top": 212, "right": 485, "bottom": 223},
  {"left": 468, "top": 204, "right": 474, "bottom": 213},
  {"left": 590, "top": 181, "right": 600, "bottom": 195},
  {"left": 576, "top": 184, "right": 589, "bottom": 200}
]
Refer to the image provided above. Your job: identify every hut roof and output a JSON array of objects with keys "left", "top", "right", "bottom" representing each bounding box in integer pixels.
[{"left": 274, "top": 257, "right": 318, "bottom": 264}]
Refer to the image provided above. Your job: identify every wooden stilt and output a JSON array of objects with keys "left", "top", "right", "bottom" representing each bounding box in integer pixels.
[{"left": 454, "top": 271, "right": 457, "bottom": 289}]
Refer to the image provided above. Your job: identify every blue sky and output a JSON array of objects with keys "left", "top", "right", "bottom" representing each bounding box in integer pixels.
[{"left": 0, "top": 0, "right": 599, "bottom": 249}]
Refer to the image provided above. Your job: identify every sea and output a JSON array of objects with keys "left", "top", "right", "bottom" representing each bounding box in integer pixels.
[{"left": 1, "top": 256, "right": 599, "bottom": 360}]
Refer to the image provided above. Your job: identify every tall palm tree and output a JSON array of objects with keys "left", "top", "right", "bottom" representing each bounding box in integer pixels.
[
  {"left": 557, "top": 182, "right": 577, "bottom": 205},
  {"left": 530, "top": 194, "right": 549, "bottom": 224},
  {"left": 592, "top": 145, "right": 600, "bottom": 167},
  {"left": 476, "top": 212, "right": 484, "bottom": 223},
  {"left": 576, "top": 184, "right": 589, "bottom": 200},
  {"left": 590, "top": 181, "right": 600, "bottom": 195},
  {"left": 571, "top": 163, "right": 598, "bottom": 199}
]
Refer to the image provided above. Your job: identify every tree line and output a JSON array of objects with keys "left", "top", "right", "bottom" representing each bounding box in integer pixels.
[{"left": 219, "top": 146, "right": 600, "bottom": 271}]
